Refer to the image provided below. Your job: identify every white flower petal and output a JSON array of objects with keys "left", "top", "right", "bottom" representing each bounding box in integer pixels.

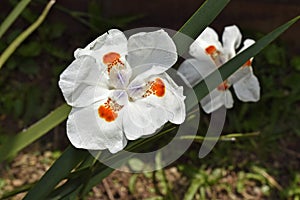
[
  {"left": 227, "top": 66, "right": 252, "bottom": 85},
  {"left": 123, "top": 101, "right": 168, "bottom": 140},
  {"left": 158, "top": 73, "right": 186, "bottom": 124},
  {"left": 178, "top": 58, "right": 216, "bottom": 87},
  {"left": 222, "top": 25, "right": 242, "bottom": 59},
  {"left": 58, "top": 56, "right": 109, "bottom": 107},
  {"left": 233, "top": 74, "right": 260, "bottom": 102},
  {"left": 190, "top": 27, "right": 223, "bottom": 59},
  {"left": 238, "top": 39, "right": 255, "bottom": 53},
  {"left": 224, "top": 90, "right": 234, "bottom": 109},
  {"left": 74, "top": 29, "right": 128, "bottom": 68},
  {"left": 127, "top": 29, "right": 177, "bottom": 77},
  {"left": 67, "top": 105, "right": 125, "bottom": 154},
  {"left": 131, "top": 67, "right": 186, "bottom": 121},
  {"left": 201, "top": 89, "right": 233, "bottom": 113}
]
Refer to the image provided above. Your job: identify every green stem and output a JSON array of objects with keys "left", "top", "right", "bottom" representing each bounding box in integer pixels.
[
  {"left": 0, "top": 0, "right": 31, "bottom": 39},
  {"left": 0, "top": 0, "right": 55, "bottom": 70}
]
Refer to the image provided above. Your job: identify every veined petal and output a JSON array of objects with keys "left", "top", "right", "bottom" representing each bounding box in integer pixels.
[
  {"left": 178, "top": 58, "right": 216, "bottom": 87},
  {"left": 222, "top": 25, "right": 242, "bottom": 59},
  {"left": 233, "top": 74, "right": 260, "bottom": 102},
  {"left": 201, "top": 89, "right": 233, "bottom": 113},
  {"left": 127, "top": 65, "right": 167, "bottom": 99},
  {"left": 129, "top": 71, "right": 186, "bottom": 124},
  {"left": 74, "top": 29, "right": 128, "bottom": 74},
  {"left": 127, "top": 29, "right": 177, "bottom": 77},
  {"left": 66, "top": 90, "right": 128, "bottom": 153},
  {"left": 58, "top": 56, "right": 109, "bottom": 107},
  {"left": 123, "top": 101, "right": 168, "bottom": 140}
]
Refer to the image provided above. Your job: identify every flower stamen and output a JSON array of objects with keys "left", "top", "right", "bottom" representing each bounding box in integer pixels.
[
  {"left": 142, "top": 78, "right": 165, "bottom": 98},
  {"left": 98, "top": 97, "right": 123, "bottom": 122}
]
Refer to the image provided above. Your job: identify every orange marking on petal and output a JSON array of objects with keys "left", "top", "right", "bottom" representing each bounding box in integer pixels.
[
  {"left": 103, "top": 52, "right": 121, "bottom": 64},
  {"left": 152, "top": 78, "right": 165, "bottom": 97},
  {"left": 98, "top": 105, "right": 117, "bottom": 122},
  {"left": 244, "top": 59, "right": 252, "bottom": 67},
  {"left": 142, "top": 78, "right": 165, "bottom": 98},
  {"left": 217, "top": 80, "right": 229, "bottom": 91},
  {"left": 205, "top": 45, "right": 217, "bottom": 55},
  {"left": 103, "top": 52, "right": 124, "bottom": 74},
  {"left": 98, "top": 97, "right": 123, "bottom": 122}
]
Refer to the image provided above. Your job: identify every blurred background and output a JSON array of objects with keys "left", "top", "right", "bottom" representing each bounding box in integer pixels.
[{"left": 0, "top": 0, "right": 299, "bottom": 199}]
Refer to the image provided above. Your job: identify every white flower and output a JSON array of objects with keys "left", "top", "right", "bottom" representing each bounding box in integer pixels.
[
  {"left": 178, "top": 25, "right": 260, "bottom": 113},
  {"left": 59, "top": 29, "right": 186, "bottom": 153}
]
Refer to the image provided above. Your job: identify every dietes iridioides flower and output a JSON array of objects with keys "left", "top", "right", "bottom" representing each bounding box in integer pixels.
[
  {"left": 59, "top": 29, "right": 186, "bottom": 153},
  {"left": 179, "top": 25, "right": 260, "bottom": 113}
]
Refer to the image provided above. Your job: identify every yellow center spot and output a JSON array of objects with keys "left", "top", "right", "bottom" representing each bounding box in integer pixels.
[{"left": 142, "top": 78, "right": 166, "bottom": 98}]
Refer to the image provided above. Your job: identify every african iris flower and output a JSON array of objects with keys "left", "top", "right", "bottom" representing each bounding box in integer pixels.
[
  {"left": 59, "top": 29, "right": 186, "bottom": 153},
  {"left": 179, "top": 25, "right": 260, "bottom": 113}
]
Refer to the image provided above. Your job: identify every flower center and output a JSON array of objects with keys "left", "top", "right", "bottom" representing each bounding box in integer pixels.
[
  {"left": 103, "top": 52, "right": 125, "bottom": 74},
  {"left": 217, "top": 80, "right": 230, "bottom": 91},
  {"left": 98, "top": 97, "right": 123, "bottom": 122},
  {"left": 142, "top": 78, "right": 165, "bottom": 98}
]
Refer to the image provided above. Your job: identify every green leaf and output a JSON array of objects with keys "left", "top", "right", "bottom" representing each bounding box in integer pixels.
[
  {"left": 0, "top": 0, "right": 55, "bottom": 70},
  {"left": 183, "top": 179, "right": 203, "bottom": 200},
  {"left": 0, "top": 104, "right": 71, "bottom": 162},
  {"left": 23, "top": 146, "right": 88, "bottom": 200},
  {"left": 193, "top": 16, "right": 300, "bottom": 101},
  {"left": 128, "top": 174, "right": 138, "bottom": 194},
  {"left": 0, "top": 0, "right": 31, "bottom": 39}
]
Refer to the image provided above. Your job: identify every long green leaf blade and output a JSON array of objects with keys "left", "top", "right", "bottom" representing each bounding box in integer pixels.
[
  {"left": 23, "top": 146, "right": 88, "bottom": 200},
  {"left": 0, "top": 104, "right": 71, "bottom": 162},
  {"left": 0, "top": 0, "right": 31, "bottom": 39}
]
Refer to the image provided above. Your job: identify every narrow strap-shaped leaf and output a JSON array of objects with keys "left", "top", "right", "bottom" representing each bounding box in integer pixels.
[
  {"left": 193, "top": 15, "right": 300, "bottom": 101},
  {"left": 23, "top": 145, "right": 88, "bottom": 200},
  {"left": 0, "top": 0, "right": 31, "bottom": 38},
  {"left": 0, "top": 0, "right": 55, "bottom": 70},
  {"left": 173, "top": 0, "right": 230, "bottom": 56},
  {"left": 0, "top": 104, "right": 71, "bottom": 162}
]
